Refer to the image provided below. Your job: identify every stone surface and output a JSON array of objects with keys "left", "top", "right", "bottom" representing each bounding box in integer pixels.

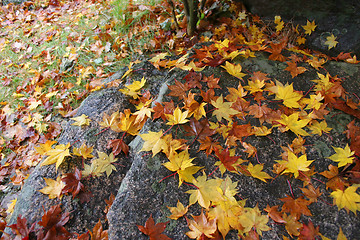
[{"left": 241, "top": 0, "right": 360, "bottom": 56}]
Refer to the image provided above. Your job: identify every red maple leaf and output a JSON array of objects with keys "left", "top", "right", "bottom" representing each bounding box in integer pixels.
[
  {"left": 137, "top": 215, "right": 171, "bottom": 240},
  {"left": 167, "top": 80, "right": 189, "bottom": 99},
  {"left": 214, "top": 147, "right": 240, "bottom": 172},
  {"left": 107, "top": 138, "right": 129, "bottom": 155},
  {"left": 61, "top": 168, "right": 85, "bottom": 199},
  {"left": 183, "top": 118, "right": 216, "bottom": 142},
  {"left": 37, "top": 204, "right": 72, "bottom": 240}
]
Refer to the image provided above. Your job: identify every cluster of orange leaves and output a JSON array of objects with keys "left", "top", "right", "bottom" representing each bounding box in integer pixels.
[{"left": 1, "top": 0, "right": 360, "bottom": 239}]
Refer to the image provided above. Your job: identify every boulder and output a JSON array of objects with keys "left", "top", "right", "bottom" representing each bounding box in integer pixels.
[{"left": 7, "top": 52, "right": 360, "bottom": 239}]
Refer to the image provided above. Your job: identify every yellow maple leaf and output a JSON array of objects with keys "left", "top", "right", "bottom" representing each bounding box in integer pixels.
[
  {"left": 121, "top": 62, "right": 133, "bottom": 80},
  {"left": 247, "top": 163, "right": 272, "bottom": 182},
  {"left": 133, "top": 105, "right": 154, "bottom": 124},
  {"left": 253, "top": 125, "right": 272, "bottom": 136},
  {"left": 166, "top": 107, "right": 189, "bottom": 125},
  {"left": 39, "top": 176, "right": 65, "bottom": 199},
  {"left": 186, "top": 173, "right": 223, "bottom": 209},
  {"left": 308, "top": 120, "right": 332, "bottom": 136},
  {"left": 327, "top": 144, "right": 355, "bottom": 167},
  {"left": 238, "top": 205, "right": 270, "bottom": 236},
  {"left": 119, "top": 77, "right": 146, "bottom": 99},
  {"left": 186, "top": 211, "right": 217, "bottom": 240},
  {"left": 325, "top": 34, "right": 338, "bottom": 49},
  {"left": 273, "top": 81, "right": 303, "bottom": 108},
  {"left": 221, "top": 61, "right": 247, "bottom": 80},
  {"left": 41, "top": 143, "right": 71, "bottom": 170},
  {"left": 140, "top": 130, "right": 167, "bottom": 156},
  {"left": 6, "top": 198, "right": 17, "bottom": 215},
  {"left": 302, "top": 20, "right": 317, "bottom": 35},
  {"left": 302, "top": 93, "right": 324, "bottom": 110},
  {"left": 72, "top": 142, "right": 94, "bottom": 159},
  {"left": 211, "top": 95, "right": 239, "bottom": 122},
  {"left": 35, "top": 140, "right": 57, "bottom": 155},
  {"left": 93, "top": 151, "right": 118, "bottom": 177},
  {"left": 167, "top": 200, "right": 188, "bottom": 220},
  {"left": 331, "top": 186, "right": 360, "bottom": 214},
  {"left": 99, "top": 111, "right": 120, "bottom": 130},
  {"left": 276, "top": 112, "right": 310, "bottom": 136},
  {"left": 71, "top": 114, "right": 91, "bottom": 127},
  {"left": 244, "top": 78, "right": 265, "bottom": 94},
  {"left": 312, "top": 72, "right": 334, "bottom": 92},
  {"left": 118, "top": 109, "right": 144, "bottom": 135},
  {"left": 276, "top": 151, "right": 313, "bottom": 178},
  {"left": 163, "top": 150, "right": 202, "bottom": 186}
]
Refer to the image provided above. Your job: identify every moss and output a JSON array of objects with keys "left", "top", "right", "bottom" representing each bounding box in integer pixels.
[
  {"left": 85, "top": 128, "right": 100, "bottom": 145},
  {"left": 151, "top": 180, "right": 166, "bottom": 193},
  {"left": 324, "top": 111, "right": 352, "bottom": 133},
  {"left": 146, "top": 156, "right": 162, "bottom": 171},
  {"left": 314, "top": 140, "right": 332, "bottom": 158}
]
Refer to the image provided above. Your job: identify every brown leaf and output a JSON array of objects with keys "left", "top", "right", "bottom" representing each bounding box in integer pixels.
[
  {"left": 107, "top": 138, "right": 129, "bottom": 155},
  {"left": 61, "top": 168, "right": 84, "bottom": 199},
  {"left": 183, "top": 118, "right": 215, "bottom": 142},
  {"left": 137, "top": 215, "right": 171, "bottom": 240},
  {"left": 167, "top": 80, "right": 189, "bottom": 100},
  {"left": 89, "top": 220, "right": 108, "bottom": 240}
]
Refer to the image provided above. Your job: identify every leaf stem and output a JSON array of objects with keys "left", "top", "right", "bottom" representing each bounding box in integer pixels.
[
  {"left": 159, "top": 172, "right": 177, "bottom": 183},
  {"left": 95, "top": 127, "right": 110, "bottom": 136},
  {"left": 287, "top": 179, "right": 295, "bottom": 198}
]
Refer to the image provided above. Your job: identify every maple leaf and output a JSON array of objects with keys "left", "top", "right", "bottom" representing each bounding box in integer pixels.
[
  {"left": 211, "top": 95, "right": 239, "bottom": 122},
  {"left": 7, "top": 215, "right": 36, "bottom": 239},
  {"left": 273, "top": 81, "right": 303, "bottom": 108},
  {"left": 285, "top": 61, "right": 307, "bottom": 78},
  {"left": 221, "top": 61, "right": 246, "bottom": 80},
  {"left": 331, "top": 186, "right": 360, "bottom": 214},
  {"left": 302, "top": 93, "right": 324, "bottom": 110},
  {"left": 267, "top": 41, "right": 287, "bottom": 62},
  {"left": 183, "top": 118, "right": 216, "bottom": 142},
  {"left": 119, "top": 77, "right": 146, "bottom": 99},
  {"left": 107, "top": 138, "right": 129, "bottom": 155},
  {"left": 215, "top": 147, "right": 243, "bottom": 174},
  {"left": 264, "top": 205, "right": 286, "bottom": 223},
  {"left": 198, "top": 137, "right": 222, "bottom": 156},
  {"left": 302, "top": 20, "right": 317, "bottom": 35},
  {"left": 327, "top": 144, "right": 355, "bottom": 167},
  {"left": 306, "top": 57, "right": 326, "bottom": 70},
  {"left": 39, "top": 176, "right": 65, "bottom": 199},
  {"left": 163, "top": 150, "right": 202, "bottom": 186},
  {"left": 238, "top": 205, "right": 270, "bottom": 236},
  {"left": 118, "top": 109, "right": 144, "bottom": 135},
  {"left": 277, "top": 151, "right": 313, "bottom": 178},
  {"left": 99, "top": 111, "right": 120, "bottom": 131},
  {"left": 137, "top": 215, "right": 171, "bottom": 240},
  {"left": 61, "top": 168, "right": 84, "bottom": 199},
  {"left": 73, "top": 142, "right": 94, "bottom": 159},
  {"left": 252, "top": 125, "right": 272, "bottom": 136},
  {"left": 166, "top": 107, "right": 189, "bottom": 125},
  {"left": 281, "top": 195, "right": 312, "bottom": 218},
  {"left": 186, "top": 210, "right": 217, "bottom": 240},
  {"left": 247, "top": 163, "right": 272, "bottom": 182},
  {"left": 300, "top": 185, "right": 322, "bottom": 203},
  {"left": 89, "top": 220, "right": 109, "bottom": 240},
  {"left": 35, "top": 140, "right": 57, "bottom": 154},
  {"left": 320, "top": 164, "right": 345, "bottom": 191},
  {"left": 337, "top": 227, "right": 348, "bottom": 240},
  {"left": 93, "top": 151, "right": 118, "bottom": 177},
  {"left": 140, "top": 130, "right": 167, "bottom": 156},
  {"left": 186, "top": 173, "right": 223, "bottom": 209},
  {"left": 283, "top": 213, "right": 302, "bottom": 237},
  {"left": 308, "top": 120, "right": 332, "bottom": 136},
  {"left": 167, "top": 80, "right": 190, "bottom": 99},
  {"left": 37, "top": 204, "right": 71, "bottom": 240},
  {"left": 167, "top": 200, "right": 188, "bottom": 220},
  {"left": 325, "top": 34, "right": 338, "bottom": 49},
  {"left": 41, "top": 143, "right": 71, "bottom": 170},
  {"left": 299, "top": 220, "right": 320, "bottom": 240},
  {"left": 133, "top": 105, "right": 153, "bottom": 124},
  {"left": 276, "top": 112, "right": 310, "bottom": 136}
]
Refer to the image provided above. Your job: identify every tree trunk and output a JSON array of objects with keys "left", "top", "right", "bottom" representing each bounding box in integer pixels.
[{"left": 182, "top": 0, "right": 199, "bottom": 36}]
